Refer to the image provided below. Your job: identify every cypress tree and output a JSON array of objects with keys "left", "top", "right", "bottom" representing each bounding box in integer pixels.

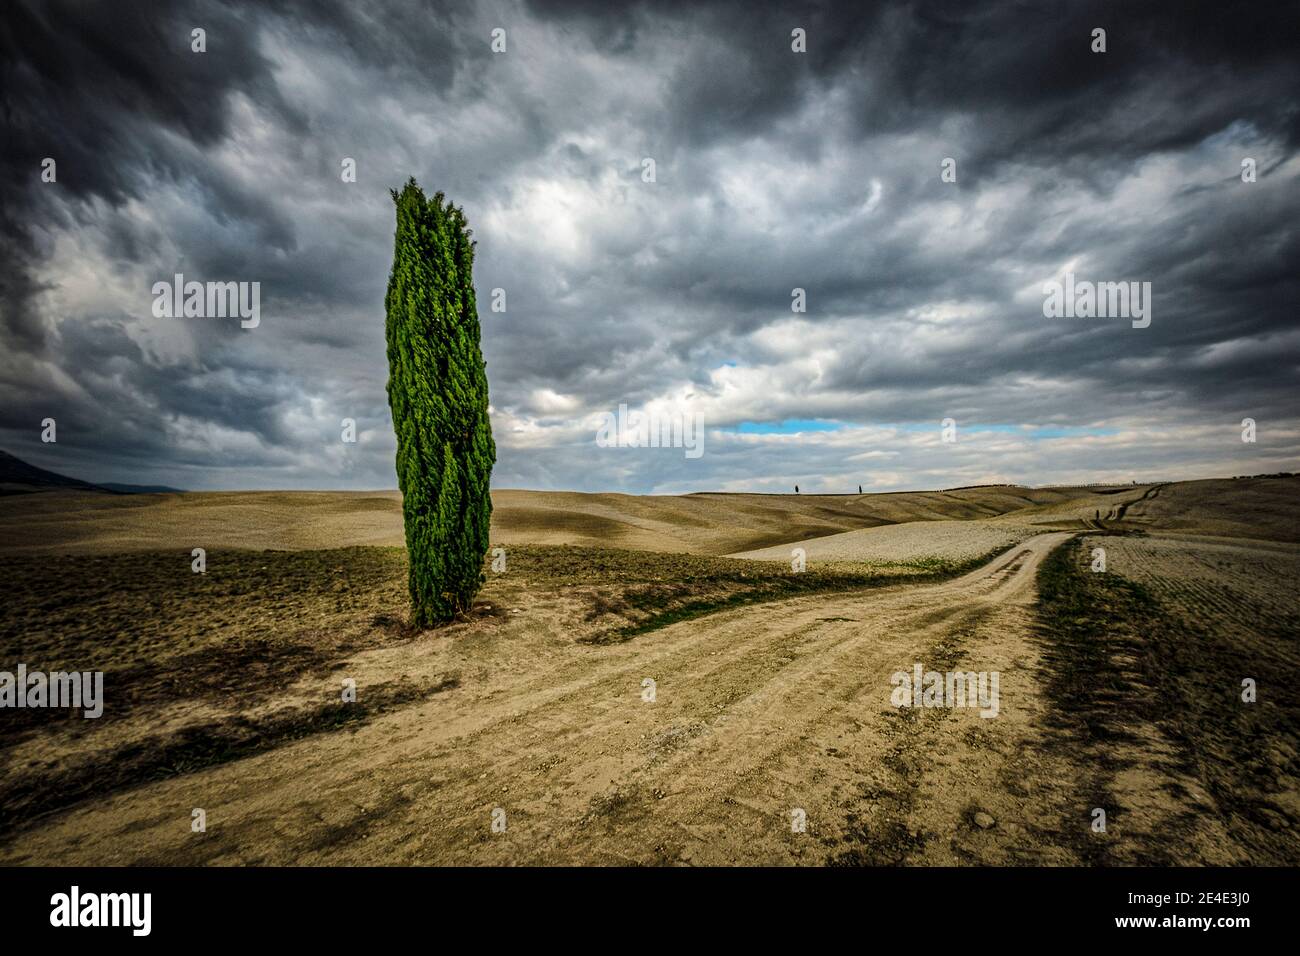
[{"left": 384, "top": 179, "right": 495, "bottom": 626}]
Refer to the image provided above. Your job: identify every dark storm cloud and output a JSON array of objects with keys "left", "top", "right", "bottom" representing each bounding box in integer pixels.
[
  {"left": 0, "top": 0, "right": 1296, "bottom": 492},
  {"left": 533, "top": 0, "right": 1300, "bottom": 163},
  {"left": 2, "top": 0, "right": 293, "bottom": 350}
]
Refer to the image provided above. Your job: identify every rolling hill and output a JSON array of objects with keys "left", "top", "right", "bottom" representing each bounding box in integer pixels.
[{"left": 0, "top": 449, "right": 183, "bottom": 497}]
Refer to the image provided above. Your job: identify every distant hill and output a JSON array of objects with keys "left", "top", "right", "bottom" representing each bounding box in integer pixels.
[
  {"left": 1, "top": 472, "right": 1296, "bottom": 554},
  {"left": 0, "top": 449, "right": 182, "bottom": 495},
  {"left": 0, "top": 449, "right": 103, "bottom": 494},
  {"left": 99, "top": 482, "right": 186, "bottom": 494}
]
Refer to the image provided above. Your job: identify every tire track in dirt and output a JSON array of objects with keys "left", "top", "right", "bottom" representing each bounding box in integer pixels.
[
  {"left": 1109, "top": 482, "right": 1164, "bottom": 522},
  {"left": 1, "top": 533, "right": 1078, "bottom": 865}
]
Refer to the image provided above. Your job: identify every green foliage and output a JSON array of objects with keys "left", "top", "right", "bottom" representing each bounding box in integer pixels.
[{"left": 385, "top": 179, "right": 495, "bottom": 626}]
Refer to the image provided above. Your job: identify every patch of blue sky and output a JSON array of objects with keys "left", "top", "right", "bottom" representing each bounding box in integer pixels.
[{"left": 726, "top": 419, "right": 848, "bottom": 435}]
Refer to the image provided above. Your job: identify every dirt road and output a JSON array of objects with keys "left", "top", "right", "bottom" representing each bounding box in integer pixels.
[{"left": 5, "top": 533, "right": 1085, "bottom": 866}]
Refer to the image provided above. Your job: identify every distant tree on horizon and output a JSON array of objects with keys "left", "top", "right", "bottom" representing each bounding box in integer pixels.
[{"left": 384, "top": 179, "right": 495, "bottom": 626}]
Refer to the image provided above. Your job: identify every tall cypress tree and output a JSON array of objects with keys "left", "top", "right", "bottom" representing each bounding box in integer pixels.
[{"left": 385, "top": 179, "right": 495, "bottom": 626}]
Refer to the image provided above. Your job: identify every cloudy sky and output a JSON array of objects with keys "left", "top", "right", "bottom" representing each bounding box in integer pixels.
[{"left": 2, "top": 0, "right": 1297, "bottom": 493}]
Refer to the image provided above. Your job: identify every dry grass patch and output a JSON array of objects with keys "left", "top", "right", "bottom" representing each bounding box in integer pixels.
[{"left": 1035, "top": 535, "right": 1300, "bottom": 864}]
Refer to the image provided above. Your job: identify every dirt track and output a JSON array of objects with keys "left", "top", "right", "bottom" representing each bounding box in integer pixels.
[{"left": 4, "top": 532, "right": 1094, "bottom": 866}]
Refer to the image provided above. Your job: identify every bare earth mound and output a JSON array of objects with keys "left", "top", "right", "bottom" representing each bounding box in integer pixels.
[
  {"left": 731, "top": 519, "right": 1041, "bottom": 566},
  {"left": 0, "top": 483, "right": 1118, "bottom": 557}
]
